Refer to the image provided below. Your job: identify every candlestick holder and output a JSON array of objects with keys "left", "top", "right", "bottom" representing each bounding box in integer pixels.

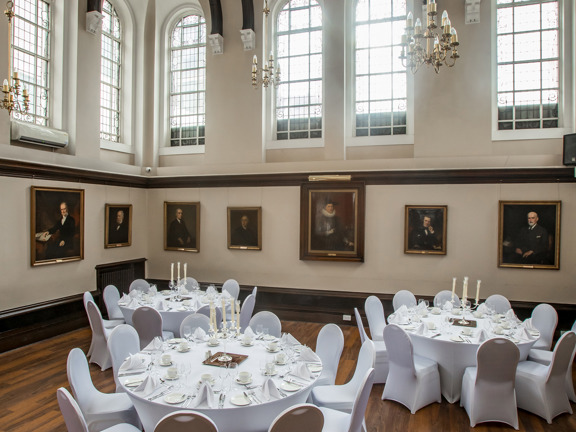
[
  {"left": 458, "top": 300, "right": 472, "bottom": 326},
  {"left": 217, "top": 329, "right": 233, "bottom": 362}
]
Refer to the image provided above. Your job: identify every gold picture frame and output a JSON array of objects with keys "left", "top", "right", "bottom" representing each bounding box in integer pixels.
[
  {"left": 404, "top": 205, "right": 447, "bottom": 255},
  {"left": 105, "top": 204, "right": 132, "bottom": 248},
  {"left": 227, "top": 207, "right": 262, "bottom": 250},
  {"left": 164, "top": 202, "right": 200, "bottom": 252}
]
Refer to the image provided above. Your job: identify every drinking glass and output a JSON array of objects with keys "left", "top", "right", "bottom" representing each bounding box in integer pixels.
[{"left": 182, "top": 326, "right": 192, "bottom": 342}]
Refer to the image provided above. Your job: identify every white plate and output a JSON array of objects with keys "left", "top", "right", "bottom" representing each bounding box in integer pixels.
[
  {"left": 164, "top": 392, "right": 186, "bottom": 404},
  {"left": 275, "top": 360, "right": 287, "bottom": 366},
  {"left": 241, "top": 341, "right": 254, "bottom": 347},
  {"left": 167, "top": 338, "right": 185, "bottom": 344},
  {"left": 431, "top": 310, "right": 442, "bottom": 315},
  {"left": 280, "top": 382, "right": 301, "bottom": 392},
  {"left": 450, "top": 335, "right": 464, "bottom": 342},
  {"left": 263, "top": 370, "right": 277, "bottom": 377},
  {"left": 159, "top": 361, "right": 172, "bottom": 367},
  {"left": 178, "top": 307, "right": 187, "bottom": 311},
  {"left": 266, "top": 347, "right": 280, "bottom": 353},
  {"left": 308, "top": 364, "right": 322, "bottom": 373},
  {"left": 235, "top": 377, "right": 253, "bottom": 385},
  {"left": 207, "top": 342, "right": 220, "bottom": 347},
  {"left": 528, "top": 330, "right": 540, "bottom": 336},
  {"left": 230, "top": 394, "right": 251, "bottom": 406},
  {"left": 263, "top": 335, "right": 277, "bottom": 341},
  {"left": 177, "top": 347, "right": 191, "bottom": 353},
  {"left": 123, "top": 378, "right": 144, "bottom": 387},
  {"left": 164, "top": 374, "right": 179, "bottom": 380}
]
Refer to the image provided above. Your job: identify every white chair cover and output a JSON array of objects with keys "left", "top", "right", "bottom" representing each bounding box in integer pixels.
[
  {"left": 311, "top": 339, "right": 375, "bottom": 413},
  {"left": 354, "top": 308, "right": 389, "bottom": 384},
  {"left": 129, "top": 279, "right": 149, "bottom": 293},
  {"left": 57, "top": 387, "right": 141, "bottom": 432},
  {"left": 460, "top": 338, "right": 520, "bottom": 429},
  {"left": 252, "top": 286, "right": 258, "bottom": 298},
  {"left": 108, "top": 324, "right": 141, "bottom": 393},
  {"left": 515, "top": 331, "right": 576, "bottom": 424},
  {"left": 484, "top": 294, "right": 511, "bottom": 314},
  {"left": 319, "top": 368, "right": 375, "bottom": 432},
  {"left": 433, "top": 290, "right": 461, "bottom": 308},
  {"left": 180, "top": 313, "right": 211, "bottom": 335},
  {"left": 268, "top": 403, "right": 324, "bottom": 432},
  {"left": 154, "top": 410, "right": 218, "bottom": 432},
  {"left": 66, "top": 348, "right": 140, "bottom": 432},
  {"left": 249, "top": 311, "right": 282, "bottom": 338},
  {"left": 354, "top": 308, "right": 367, "bottom": 344},
  {"left": 132, "top": 306, "right": 174, "bottom": 349},
  {"left": 86, "top": 301, "right": 112, "bottom": 370},
  {"left": 382, "top": 324, "right": 441, "bottom": 413},
  {"left": 239, "top": 294, "right": 256, "bottom": 332},
  {"left": 364, "top": 296, "right": 386, "bottom": 341},
  {"left": 392, "top": 290, "right": 417, "bottom": 311},
  {"left": 184, "top": 277, "right": 199, "bottom": 289},
  {"left": 530, "top": 303, "right": 558, "bottom": 351},
  {"left": 313, "top": 324, "right": 344, "bottom": 387},
  {"left": 103, "top": 285, "right": 126, "bottom": 321},
  {"left": 221, "top": 279, "right": 240, "bottom": 299}
]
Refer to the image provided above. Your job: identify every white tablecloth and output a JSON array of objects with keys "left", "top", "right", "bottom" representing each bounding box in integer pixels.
[{"left": 119, "top": 337, "right": 319, "bottom": 432}]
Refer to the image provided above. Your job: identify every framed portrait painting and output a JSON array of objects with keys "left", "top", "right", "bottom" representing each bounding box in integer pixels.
[
  {"left": 300, "top": 182, "right": 365, "bottom": 262},
  {"left": 404, "top": 205, "right": 447, "bottom": 255},
  {"left": 227, "top": 207, "right": 262, "bottom": 250},
  {"left": 164, "top": 202, "right": 200, "bottom": 252},
  {"left": 105, "top": 204, "right": 132, "bottom": 248},
  {"left": 31, "top": 186, "right": 84, "bottom": 266},
  {"left": 498, "top": 201, "right": 561, "bottom": 270}
]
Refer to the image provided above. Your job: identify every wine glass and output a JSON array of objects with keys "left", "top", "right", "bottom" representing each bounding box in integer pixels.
[{"left": 182, "top": 326, "right": 192, "bottom": 342}]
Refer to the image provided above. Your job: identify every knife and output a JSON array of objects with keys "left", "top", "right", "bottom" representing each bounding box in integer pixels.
[{"left": 218, "top": 393, "right": 225, "bottom": 408}]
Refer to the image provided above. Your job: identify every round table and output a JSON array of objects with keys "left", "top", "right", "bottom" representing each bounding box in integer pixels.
[{"left": 119, "top": 337, "right": 319, "bottom": 432}]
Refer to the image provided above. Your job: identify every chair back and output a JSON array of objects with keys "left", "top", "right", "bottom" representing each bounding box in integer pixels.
[
  {"left": 57, "top": 387, "right": 89, "bottom": 432},
  {"left": 240, "top": 294, "right": 256, "bottom": 332},
  {"left": 154, "top": 410, "right": 218, "bottom": 432},
  {"left": 268, "top": 403, "right": 324, "bottom": 432},
  {"left": 86, "top": 301, "right": 107, "bottom": 341},
  {"left": 354, "top": 308, "right": 368, "bottom": 344},
  {"left": 108, "top": 324, "right": 140, "bottom": 390},
  {"left": 433, "top": 290, "right": 461, "bottom": 308},
  {"left": 222, "top": 279, "right": 240, "bottom": 299},
  {"left": 547, "top": 331, "right": 576, "bottom": 382},
  {"left": 180, "top": 313, "right": 211, "bottom": 335},
  {"left": 383, "top": 324, "right": 416, "bottom": 376},
  {"left": 83, "top": 292, "right": 96, "bottom": 331},
  {"left": 476, "top": 338, "right": 519, "bottom": 386},
  {"left": 485, "top": 294, "right": 511, "bottom": 314},
  {"left": 185, "top": 277, "right": 199, "bottom": 289},
  {"left": 347, "top": 339, "right": 375, "bottom": 390},
  {"left": 316, "top": 324, "right": 344, "bottom": 385},
  {"left": 103, "top": 285, "right": 124, "bottom": 320},
  {"left": 392, "top": 290, "right": 417, "bottom": 311},
  {"left": 252, "top": 286, "right": 258, "bottom": 298},
  {"left": 347, "top": 368, "right": 375, "bottom": 432},
  {"left": 249, "top": 311, "right": 282, "bottom": 337},
  {"left": 129, "top": 279, "right": 149, "bottom": 293},
  {"left": 133, "top": 306, "right": 164, "bottom": 349},
  {"left": 531, "top": 303, "right": 558, "bottom": 351},
  {"left": 67, "top": 348, "right": 99, "bottom": 410},
  {"left": 365, "top": 296, "right": 386, "bottom": 341}
]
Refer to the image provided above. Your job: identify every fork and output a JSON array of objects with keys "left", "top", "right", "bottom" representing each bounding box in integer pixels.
[{"left": 248, "top": 390, "right": 262, "bottom": 404}]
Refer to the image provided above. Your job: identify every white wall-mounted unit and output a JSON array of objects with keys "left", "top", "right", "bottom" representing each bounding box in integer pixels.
[{"left": 10, "top": 119, "right": 69, "bottom": 149}]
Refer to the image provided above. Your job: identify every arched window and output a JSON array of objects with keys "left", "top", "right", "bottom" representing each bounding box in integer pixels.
[
  {"left": 169, "top": 14, "right": 206, "bottom": 147},
  {"left": 275, "top": 0, "right": 323, "bottom": 142},
  {"left": 11, "top": 0, "right": 51, "bottom": 125},
  {"left": 100, "top": 0, "right": 122, "bottom": 143}
]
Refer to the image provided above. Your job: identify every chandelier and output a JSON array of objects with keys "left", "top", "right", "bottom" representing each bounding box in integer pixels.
[
  {"left": 2, "top": 1, "right": 28, "bottom": 115},
  {"left": 399, "top": 0, "right": 459, "bottom": 74},
  {"left": 251, "top": 0, "right": 280, "bottom": 89}
]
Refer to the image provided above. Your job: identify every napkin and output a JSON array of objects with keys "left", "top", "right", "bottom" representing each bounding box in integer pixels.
[
  {"left": 127, "top": 298, "right": 139, "bottom": 308},
  {"left": 189, "top": 382, "right": 215, "bottom": 408},
  {"left": 505, "top": 309, "right": 519, "bottom": 323},
  {"left": 222, "top": 290, "right": 232, "bottom": 299},
  {"left": 443, "top": 301, "right": 453, "bottom": 311},
  {"left": 119, "top": 293, "right": 130, "bottom": 304},
  {"left": 260, "top": 377, "right": 282, "bottom": 401},
  {"left": 477, "top": 329, "right": 489, "bottom": 343},
  {"left": 155, "top": 300, "right": 169, "bottom": 311},
  {"left": 129, "top": 290, "right": 139, "bottom": 298},
  {"left": 149, "top": 285, "right": 158, "bottom": 295},
  {"left": 389, "top": 308, "right": 408, "bottom": 325},
  {"left": 243, "top": 327, "right": 256, "bottom": 338},
  {"left": 119, "top": 354, "right": 146, "bottom": 372},
  {"left": 415, "top": 323, "right": 427, "bottom": 336},
  {"left": 477, "top": 303, "right": 490, "bottom": 315},
  {"left": 298, "top": 346, "right": 321, "bottom": 362},
  {"left": 291, "top": 362, "right": 312, "bottom": 381},
  {"left": 206, "top": 286, "right": 217, "bottom": 295},
  {"left": 193, "top": 327, "right": 207, "bottom": 341},
  {"left": 280, "top": 332, "right": 299, "bottom": 346},
  {"left": 133, "top": 374, "right": 161, "bottom": 396},
  {"left": 143, "top": 336, "right": 164, "bottom": 352},
  {"left": 523, "top": 318, "right": 538, "bottom": 332}
]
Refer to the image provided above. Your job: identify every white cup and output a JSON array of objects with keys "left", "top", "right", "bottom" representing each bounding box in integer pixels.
[
  {"left": 238, "top": 371, "right": 251, "bottom": 383},
  {"left": 426, "top": 322, "right": 436, "bottom": 330},
  {"left": 209, "top": 337, "right": 218, "bottom": 346},
  {"left": 242, "top": 335, "right": 253, "bottom": 345},
  {"left": 179, "top": 341, "right": 189, "bottom": 351},
  {"left": 501, "top": 321, "right": 511, "bottom": 329},
  {"left": 267, "top": 342, "right": 278, "bottom": 351},
  {"left": 462, "top": 328, "right": 472, "bottom": 336},
  {"left": 472, "top": 311, "right": 483, "bottom": 318},
  {"left": 265, "top": 362, "right": 275, "bottom": 375},
  {"left": 276, "top": 353, "right": 286, "bottom": 364},
  {"left": 494, "top": 325, "right": 504, "bottom": 335},
  {"left": 183, "top": 300, "right": 191, "bottom": 306},
  {"left": 167, "top": 366, "right": 178, "bottom": 379},
  {"left": 201, "top": 373, "right": 213, "bottom": 383},
  {"left": 161, "top": 354, "right": 171, "bottom": 365},
  {"left": 431, "top": 307, "right": 441, "bottom": 314}
]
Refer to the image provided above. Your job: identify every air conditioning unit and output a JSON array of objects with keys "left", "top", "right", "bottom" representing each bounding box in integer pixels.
[{"left": 11, "top": 119, "right": 69, "bottom": 149}]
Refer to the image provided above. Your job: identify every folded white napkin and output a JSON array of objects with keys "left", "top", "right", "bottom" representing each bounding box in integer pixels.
[
  {"left": 155, "top": 300, "right": 169, "bottom": 311},
  {"left": 523, "top": 318, "right": 537, "bottom": 332},
  {"left": 179, "top": 286, "right": 189, "bottom": 295},
  {"left": 127, "top": 298, "right": 139, "bottom": 308},
  {"left": 119, "top": 293, "right": 130, "bottom": 304},
  {"left": 261, "top": 377, "right": 282, "bottom": 401},
  {"left": 129, "top": 290, "right": 139, "bottom": 298},
  {"left": 189, "top": 382, "right": 215, "bottom": 408},
  {"left": 516, "top": 327, "right": 536, "bottom": 341},
  {"left": 149, "top": 285, "right": 158, "bottom": 295},
  {"left": 222, "top": 290, "right": 232, "bottom": 299},
  {"left": 206, "top": 286, "right": 217, "bottom": 295},
  {"left": 193, "top": 327, "right": 207, "bottom": 341},
  {"left": 280, "top": 333, "right": 299, "bottom": 346},
  {"left": 291, "top": 362, "right": 312, "bottom": 381},
  {"left": 505, "top": 309, "right": 518, "bottom": 322},
  {"left": 477, "top": 329, "right": 488, "bottom": 343},
  {"left": 477, "top": 303, "right": 489, "bottom": 315},
  {"left": 133, "top": 374, "right": 161, "bottom": 396},
  {"left": 443, "top": 301, "right": 453, "bottom": 311},
  {"left": 415, "top": 323, "right": 427, "bottom": 336},
  {"left": 298, "top": 346, "right": 321, "bottom": 362},
  {"left": 119, "top": 354, "right": 146, "bottom": 371},
  {"left": 143, "top": 336, "right": 164, "bottom": 352},
  {"left": 389, "top": 309, "right": 409, "bottom": 325},
  {"left": 244, "top": 327, "right": 256, "bottom": 338}
]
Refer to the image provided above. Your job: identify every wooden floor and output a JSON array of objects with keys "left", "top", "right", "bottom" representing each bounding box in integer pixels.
[{"left": 1, "top": 321, "right": 575, "bottom": 432}]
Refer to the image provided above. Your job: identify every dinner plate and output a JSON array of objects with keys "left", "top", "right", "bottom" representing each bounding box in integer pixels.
[
  {"left": 450, "top": 335, "right": 464, "bottom": 342},
  {"left": 123, "top": 378, "right": 144, "bottom": 387},
  {"left": 167, "top": 338, "right": 186, "bottom": 344},
  {"left": 280, "top": 382, "right": 300, "bottom": 392},
  {"left": 230, "top": 394, "right": 251, "bottom": 406},
  {"left": 307, "top": 364, "right": 322, "bottom": 373},
  {"left": 178, "top": 307, "right": 187, "bottom": 311},
  {"left": 164, "top": 392, "right": 186, "bottom": 404}
]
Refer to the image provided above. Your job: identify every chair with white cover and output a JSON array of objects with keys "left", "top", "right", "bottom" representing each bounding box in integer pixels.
[
  {"left": 392, "top": 290, "right": 417, "bottom": 311},
  {"left": 132, "top": 306, "right": 175, "bottom": 349},
  {"left": 252, "top": 286, "right": 258, "bottom": 298},
  {"left": 314, "top": 324, "right": 345, "bottom": 387},
  {"left": 364, "top": 296, "right": 386, "bottom": 341},
  {"left": 249, "top": 311, "right": 282, "bottom": 337},
  {"left": 57, "top": 387, "right": 141, "bottom": 432},
  {"left": 382, "top": 324, "right": 441, "bottom": 413},
  {"left": 84, "top": 292, "right": 123, "bottom": 330},
  {"left": 530, "top": 303, "right": 558, "bottom": 351},
  {"left": 86, "top": 300, "right": 113, "bottom": 370},
  {"left": 484, "top": 294, "right": 511, "bottom": 314},
  {"left": 515, "top": 331, "right": 576, "bottom": 424},
  {"left": 311, "top": 339, "right": 375, "bottom": 413},
  {"left": 268, "top": 403, "right": 324, "bottom": 432},
  {"left": 460, "top": 338, "right": 520, "bottom": 429},
  {"left": 184, "top": 277, "right": 199, "bottom": 289},
  {"left": 154, "top": 410, "right": 218, "bottom": 432},
  {"left": 107, "top": 324, "right": 140, "bottom": 393},
  {"left": 433, "top": 290, "right": 461, "bottom": 308},
  {"left": 354, "top": 308, "right": 388, "bottom": 384},
  {"left": 196, "top": 304, "right": 222, "bottom": 328},
  {"left": 239, "top": 293, "right": 256, "bottom": 332},
  {"left": 222, "top": 279, "right": 240, "bottom": 299},
  {"left": 128, "top": 279, "right": 149, "bottom": 293},
  {"left": 319, "top": 368, "right": 375, "bottom": 432},
  {"left": 66, "top": 348, "right": 140, "bottom": 432},
  {"left": 103, "top": 285, "right": 125, "bottom": 322},
  {"left": 179, "top": 313, "right": 211, "bottom": 335}
]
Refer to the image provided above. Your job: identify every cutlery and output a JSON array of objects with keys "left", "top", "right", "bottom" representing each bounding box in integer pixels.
[
  {"left": 118, "top": 371, "right": 146, "bottom": 377},
  {"left": 283, "top": 378, "right": 303, "bottom": 387},
  {"left": 218, "top": 393, "right": 226, "bottom": 408},
  {"left": 148, "top": 386, "right": 172, "bottom": 401},
  {"left": 430, "top": 333, "right": 441, "bottom": 339},
  {"left": 248, "top": 390, "right": 262, "bottom": 404},
  {"left": 277, "top": 388, "right": 288, "bottom": 398},
  {"left": 242, "top": 391, "right": 255, "bottom": 404}
]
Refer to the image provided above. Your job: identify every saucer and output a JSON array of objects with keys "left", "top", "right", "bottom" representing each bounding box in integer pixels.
[
  {"left": 161, "top": 290, "right": 172, "bottom": 295},
  {"left": 177, "top": 347, "right": 191, "bottom": 353},
  {"left": 280, "top": 382, "right": 300, "bottom": 392},
  {"left": 307, "top": 364, "right": 322, "bottom": 373},
  {"left": 164, "top": 392, "right": 186, "bottom": 404},
  {"left": 123, "top": 378, "right": 144, "bottom": 387},
  {"left": 266, "top": 347, "right": 280, "bottom": 353},
  {"left": 263, "top": 370, "right": 277, "bottom": 376},
  {"left": 263, "top": 335, "right": 277, "bottom": 341},
  {"left": 275, "top": 360, "right": 287, "bottom": 366},
  {"left": 159, "top": 361, "right": 172, "bottom": 367},
  {"left": 450, "top": 335, "right": 464, "bottom": 342},
  {"left": 230, "top": 394, "right": 251, "bottom": 406},
  {"left": 167, "top": 338, "right": 186, "bottom": 344},
  {"left": 235, "top": 377, "right": 253, "bottom": 385},
  {"left": 431, "top": 309, "right": 441, "bottom": 315},
  {"left": 241, "top": 341, "right": 254, "bottom": 347},
  {"left": 164, "top": 374, "right": 179, "bottom": 380},
  {"left": 207, "top": 342, "right": 220, "bottom": 347}
]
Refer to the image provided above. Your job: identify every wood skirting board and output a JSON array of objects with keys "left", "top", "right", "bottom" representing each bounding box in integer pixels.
[{"left": 1, "top": 283, "right": 575, "bottom": 353}]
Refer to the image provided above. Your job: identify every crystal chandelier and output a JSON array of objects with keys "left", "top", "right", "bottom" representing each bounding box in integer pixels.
[
  {"left": 399, "top": 0, "right": 460, "bottom": 74},
  {"left": 251, "top": 0, "right": 280, "bottom": 89},
  {"left": 2, "top": 1, "right": 29, "bottom": 115}
]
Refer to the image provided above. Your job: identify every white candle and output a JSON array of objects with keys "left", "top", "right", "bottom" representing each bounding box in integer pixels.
[
  {"left": 451, "top": 277, "right": 456, "bottom": 301},
  {"left": 177, "top": 262, "right": 180, "bottom": 280},
  {"left": 171, "top": 263, "right": 174, "bottom": 282},
  {"left": 230, "top": 297, "right": 235, "bottom": 319},
  {"left": 184, "top": 263, "right": 187, "bottom": 280},
  {"left": 222, "top": 299, "right": 226, "bottom": 327},
  {"left": 236, "top": 300, "right": 241, "bottom": 328},
  {"left": 476, "top": 280, "right": 481, "bottom": 305},
  {"left": 463, "top": 277, "right": 469, "bottom": 302}
]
